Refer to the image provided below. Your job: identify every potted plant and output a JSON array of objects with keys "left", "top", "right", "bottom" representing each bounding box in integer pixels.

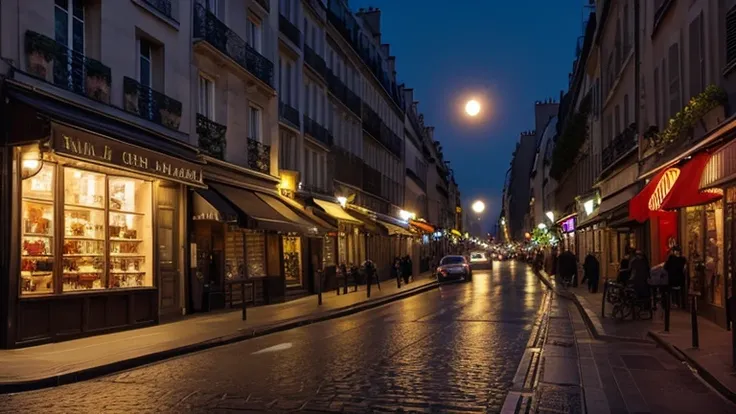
[
  {"left": 123, "top": 77, "right": 140, "bottom": 114},
  {"left": 84, "top": 59, "right": 111, "bottom": 103},
  {"left": 25, "top": 31, "right": 55, "bottom": 82}
]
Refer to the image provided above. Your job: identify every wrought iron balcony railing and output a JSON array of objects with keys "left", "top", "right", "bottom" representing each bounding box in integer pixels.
[
  {"left": 333, "top": 146, "right": 363, "bottom": 188},
  {"left": 362, "top": 163, "right": 382, "bottom": 197},
  {"left": 326, "top": 71, "right": 361, "bottom": 116},
  {"left": 123, "top": 76, "right": 182, "bottom": 130},
  {"left": 279, "top": 101, "right": 300, "bottom": 128},
  {"left": 361, "top": 102, "right": 381, "bottom": 138},
  {"left": 304, "top": 45, "right": 327, "bottom": 78},
  {"left": 196, "top": 113, "right": 227, "bottom": 159},
  {"left": 247, "top": 138, "right": 271, "bottom": 174},
  {"left": 601, "top": 124, "right": 637, "bottom": 171},
  {"left": 193, "top": 3, "right": 274, "bottom": 86},
  {"left": 279, "top": 14, "right": 302, "bottom": 48},
  {"left": 254, "top": 0, "right": 270, "bottom": 12},
  {"left": 25, "top": 31, "right": 112, "bottom": 104},
  {"left": 379, "top": 122, "right": 403, "bottom": 158},
  {"left": 143, "top": 0, "right": 174, "bottom": 19},
  {"left": 303, "top": 114, "right": 332, "bottom": 147}
]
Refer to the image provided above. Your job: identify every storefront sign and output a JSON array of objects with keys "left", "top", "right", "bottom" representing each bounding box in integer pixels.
[
  {"left": 561, "top": 217, "right": 576, "bottom": 233},
  {"left": 52, "top": 127, "right": 204, "bottom": 186}
]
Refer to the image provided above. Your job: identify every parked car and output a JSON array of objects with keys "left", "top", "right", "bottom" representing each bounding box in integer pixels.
[
  {"left": 469, "top": 250, "right": 492, "bottom": 270},
  {"left": 436, "top": 255, "right": 472, "bottom": 282}
]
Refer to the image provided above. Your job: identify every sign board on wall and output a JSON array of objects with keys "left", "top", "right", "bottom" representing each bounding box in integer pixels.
[{"left": 561, "top": 217, "right": 576, "bottom": 233}]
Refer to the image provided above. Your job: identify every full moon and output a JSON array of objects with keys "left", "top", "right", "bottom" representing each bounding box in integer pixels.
[{"left": 465, "top": 99, "right": 481, "bottom": 117}]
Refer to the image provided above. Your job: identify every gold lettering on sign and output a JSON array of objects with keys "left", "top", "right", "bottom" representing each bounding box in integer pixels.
[
  {"left": 62, "top": 134, "right": 112, "bottom": 161},
  {"left": 123, "top": 152, "right": 149, "bottom": 169}
]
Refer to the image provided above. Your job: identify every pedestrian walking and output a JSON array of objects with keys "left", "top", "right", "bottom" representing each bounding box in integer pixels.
[
  {"left": 630, "top": 249, "right": 652, "bottom": 306},
  {"left": 362, "top": 259, "right": 380, "bottom": 291},
  {"left": 664, "top": 246, "right": 687, "bottom": 307},
  {"left": 617, "top": 248, "right": 633, "bottom": 285},
  {"left": 402, "top": 255, "right": 412, "bottom": 284},
  {"left": 557, "top": 248, "right": 578, "bottom": 287},
  {"left": 583, "top": 252, "right": 600, "bottom": 293},
  {"left": 392, "top": 256, "right": 401, "bottom": 287}
]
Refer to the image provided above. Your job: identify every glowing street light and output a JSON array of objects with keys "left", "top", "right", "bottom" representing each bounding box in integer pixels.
[
  {"left": 471, "top": 200, "right": 486, "bottom": 214},
  {"left": 336, "top": 196, "right": 347, "bottom": 208},
  {"left": 465, "top": 99, "right": 481, "bottom": 117},
  {"left": 545, "top": 211, "right": 554, "bottom": 222},
  {"left": 399, "top": 210, "right": 415, "bottom": 221},
  {"left": 537, "top": 223, "right": 547, "bottom": 230}
]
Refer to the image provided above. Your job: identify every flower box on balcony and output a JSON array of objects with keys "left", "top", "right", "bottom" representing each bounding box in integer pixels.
[
  {"left": 123, "top": 76, "right": 182, "bottom": 130},
  {"left": 25, "top": 32, "right": 55, "bottom": 82}
]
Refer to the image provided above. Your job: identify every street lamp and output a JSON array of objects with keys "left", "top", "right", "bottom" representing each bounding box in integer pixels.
[
  {"left": 537, "top": 223, "right": 547, "bottom": 230},
  {"left": 399, "top": 210, "right": 415, "bottom": 221},
  {"left": 545, "top": 211, "right": 554, "bottom": 222},
  {"left": 337, "top": 196, "right": 347, "bottom": 208},
  {"left": 472, "top": 200, "right": 485, "bottom": 214}
]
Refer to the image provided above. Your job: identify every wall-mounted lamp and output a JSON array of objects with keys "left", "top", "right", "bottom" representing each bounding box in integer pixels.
[
  {"left": 399, "top": 210, "right": 415, "bottom": 221},
  {"left": 545, "top": 211, "right": 554, "bottom": 222},
  {"left": 337, "top": 196, "right": 347, "bottom": 208},
  {"left": 20, "top": 145, "right": 43, "bottom": 179}
]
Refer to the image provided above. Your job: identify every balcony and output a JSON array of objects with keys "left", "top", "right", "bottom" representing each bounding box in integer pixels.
[
  {"left": 362, "top": 163, "right": 382, "bottom": 197},
  {"left": 247, "top": 138, "right": 271, "bottom": 174},
  {"left": 303, "top": 115, "right": 332, "bottom": 147},
  {"left": 333, "top": 146, "right": 362, "bottom": 188},
  {"left": 196, "top": 113, "right": 227, "bottom": 159},
  {"left": 24, "top": 31, "right": 112, "bottom": 104},
  {"left": 327, "top": 0, "right": 361, "bottom": 50},
  {"left": 123, "top": 77, "right": 182, "bottom": 130},
  {"left": 406, "top": 168, "right": 426, "bottom": 191},
  {"left": 279, "top": 14, "right": 302, "bottom": 48},
  {"left": 326, "top": 71, "right": 361, "bottom": 116},
  {"left": 361, "top": 102, "right": 381, "bottom": 139},
  {"left": 142, "top": 0, "right": 174, "bottom": 19},
  {"left": 254, "top": 0, "right": 270, "bottom": 12},
  {"left": 304, "top": 45, "right": 327, "bottom": 78},
  {"left": 601, "top": 125, "right": 637, "bottom": 171},
  {"left": 279, "top": 101, "right": 300, "bottom": 128},
  {"left": 436, "top": 183, "right": 449, "bottom": 198},
  {"left": 379, "top": 122, "right": 403, "bottom": 158},
  {"left": 193, "top": 3, "right": 274, "bottom": 86}
]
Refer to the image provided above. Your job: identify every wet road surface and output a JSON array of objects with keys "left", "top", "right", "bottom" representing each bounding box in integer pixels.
[{"left": 1, "top": 261, "right": 545, "bottom": 413}]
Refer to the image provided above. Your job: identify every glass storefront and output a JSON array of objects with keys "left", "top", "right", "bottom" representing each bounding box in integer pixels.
[
  {"left": 21, "top": 162, "right": 154, "bottom": 295},
  {"left": 223, "top": 227, "right": 266, "bottom": 280},
  {"left": 684, "top": 201, "right": 725, "bottom": 307},
  {"left": 283, "top": 235, "right": 302, "bottom": 287}
]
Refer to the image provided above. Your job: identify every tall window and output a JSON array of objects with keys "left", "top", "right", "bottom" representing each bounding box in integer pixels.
[
  {"left": 280, "top": 0, "right": 293, "bottom": 21},
  {"left": 198, "top": 73, "right": 215, "bottom": 119},
  {"left": 727, "top": 8, "right": 736, "bottom": 68},
  {"left": 654, "top": 67, "right": 661, "bottom": 128},
  {"left": 139, "top": 38, "right": 153, "bottom": 88},
  {"left": 55, "top": 0, "right": 84, "bottom": 52},
  {"left": 247, "top": 17, "right": 262, "bottom": 52},
  {"left": 622, "top": 3, "right": 630, "bottom": 54},
  {"left": 203, "top": 0, "right": 218, "bottom": 17},
  {"left": 668, "top": 43, "right": 681, "bottom": 117},
  {"left": 249, "top": 106, "right": 262, "bottom": 142}
]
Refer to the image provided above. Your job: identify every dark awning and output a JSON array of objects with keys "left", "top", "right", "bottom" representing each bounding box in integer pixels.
[
  {"left": 255, "top": 192, "right": 332, "bottom": 235},
  {"left": 210, "top": 183, "right": 312, "bottom": 234},
  {"left": 192, "top": 188, "right": 239, "bottom": 222},
  {"left": 4, "top": 82, "right": 200, "bottom": 162},
  {"left": 343, "top": 207, "right": 384, "bottom": 235}
]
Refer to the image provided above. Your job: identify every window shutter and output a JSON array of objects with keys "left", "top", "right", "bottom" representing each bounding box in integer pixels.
[
  {"left": 668, "top": 43, "right": 680, "bottom": 117},
  {"left": 689, "top": 15, "right": 703, "bottom": 97},
  {"left": 727, "top": 8, "right": 736, "bottom": 67}
]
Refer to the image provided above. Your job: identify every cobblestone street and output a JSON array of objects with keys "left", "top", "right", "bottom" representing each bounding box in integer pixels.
[{"left": 0, "top": 261, "right": 546, "bottom": 413}]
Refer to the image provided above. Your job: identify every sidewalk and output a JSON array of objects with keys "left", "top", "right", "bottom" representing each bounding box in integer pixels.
[
  {"left": 537, "top": 270, "right": 736, "bottom": 403},
  {"left": 0, "top": 272, "right": 437, "bottom": 393}
]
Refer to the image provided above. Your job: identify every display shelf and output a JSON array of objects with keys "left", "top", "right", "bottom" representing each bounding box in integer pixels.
[
  {"left": 64, "top": 236, "right": 105, "bottom": 241},
  {"left": 23, "top": 233, "right": 53, "bottom": 238},
  {"left": 109, "top": 209, "right": 145, "bottom": 216},
  {"left": 21, "top": 254, "right": 53, "bottom": 258},
  {"left": 65, "top": 203, "right": 105, "bottom": 212},
  {"left": 21, "top": 270, "right": 53, "bottom": 275},
  {"left": 62, "top": 270, "right": 104, "bottom": 274},
  {"left": 110, "top": 271, "right": 146, "bottom": 274},
  {"left": 62, "top": 253, "right": 104, "bottom": 257},
  {"left": 22, "top": 196, "right": 53, "bottom": 205},
  {"left": 110, "top": 238, "right": 143, "bottom": 242},
  {"left": 110, "top": 253, "right": 146, "bottom": 257}
]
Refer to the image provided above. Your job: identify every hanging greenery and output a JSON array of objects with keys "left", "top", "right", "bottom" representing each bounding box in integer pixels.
[
  {"left": 550, "top": 94, "right": 592, "bottom": 180},
  {"left": 531, "top": 225, "right": 562, "bottom": 247},
  {"left": 648, "top": 84, "right": 727, "bottom": 148}
]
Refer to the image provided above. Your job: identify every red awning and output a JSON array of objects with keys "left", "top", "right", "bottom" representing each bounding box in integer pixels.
[
  {"left": 409, "top": 220, "right": 435, "bottom": 233},
  {"left": 629, "top": 168, "right": 668, "bottom": 223},
  {"left": 629, "top": 152, "right": 721, "bottom": 223},
  {"left": 659, "top": 152, "right": 722, "bottom": 210}
]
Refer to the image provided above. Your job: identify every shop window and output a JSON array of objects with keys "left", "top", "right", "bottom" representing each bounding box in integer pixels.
[
  {"left": 685, "top": 206, "right": 705, "bottom": 293},
  {"left": 283, "top": 235, "right": 302, "bottom": 287},
  {"left": 225, "top": 226, "right": 245, "bottom": 280},
  {"left": 245, "top": 230, "right": 266, "bottom": 276},
  {"left": 62, "top": 168, "right": 153, "bottom": 291},
  {"left": 323, "top": 235, "right": 335, "bottom": 267},
  {"left": 21, "top": 163, "right": 56, "bottom": 296},
  {"left": 705, "top": 200, "right": 724, "bottom": 307}
]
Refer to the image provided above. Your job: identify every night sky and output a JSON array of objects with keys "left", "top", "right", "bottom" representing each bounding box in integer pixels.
[{"left": 349, "top": 0, "right": 587, "bottom": 232}]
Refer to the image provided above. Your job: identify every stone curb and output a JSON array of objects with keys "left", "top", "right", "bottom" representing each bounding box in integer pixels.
[
  {"left": 534, "top": 270, "right": 653, "bottom": 344},
  {"left": 648, "top": 331, "right": 736, "bottom": 405},
  {"left": 0, "top": 280, "right": 439, "bottom": 394}
]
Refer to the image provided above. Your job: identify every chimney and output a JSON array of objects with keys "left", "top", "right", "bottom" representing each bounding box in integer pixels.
[
  {"left": 356, "top": 7, "right": 381, "bottom": 38},
  {"left": 426, "top": 126, "right": 435, "bottom": 141},
  {"left": 403, "top": 88, "right": 414, "bottom": 104},
  {"left": 387, "top": 56, "right": 396, "bottom": 74}
]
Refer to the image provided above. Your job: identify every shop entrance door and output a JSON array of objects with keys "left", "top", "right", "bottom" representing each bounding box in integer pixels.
[{"left": 158, "top": 186, "right": 180, "bottom": 317}]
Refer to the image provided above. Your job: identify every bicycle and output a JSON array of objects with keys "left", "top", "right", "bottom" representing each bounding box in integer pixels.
[{"left": 605, "top": 281, "right": 653, "bottom": 321}]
